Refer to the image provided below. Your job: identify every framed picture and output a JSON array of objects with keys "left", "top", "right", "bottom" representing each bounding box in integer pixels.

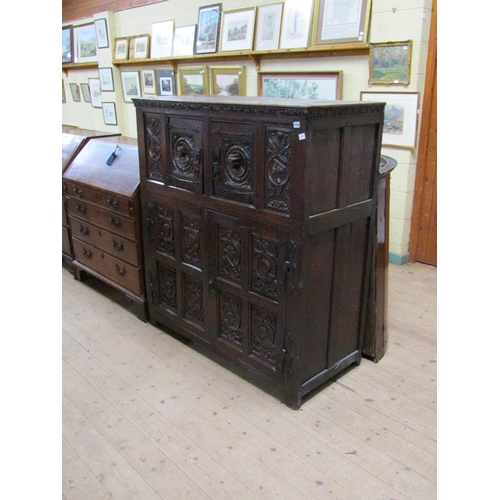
[
  {"left": 113, "top": 37, "right": 129, "bottom": 61},
  {"left": 95, "top": 18, "right": 109, "bottom": 48},
  {"left": 254, "top": 3, "right": 283, "bottom": 51},
  {"left": 102, "top": 102, "right": 118, "bottom": 126},
  {"left": 142, "top": 70, "right": 157, "bottom": 95},
  {"left": 210, "top": 66, "right": 246, "bottom": 96},
  {"left": 173, "top": 24, "right": 197, "bottom": 57},
  {"left": 62, "top": 26, "right": 73, "bottom": 64},
  {"left": 369, "top": 40, "right": 412, "bottom": 85},
  {"left": 360, "top": 91, "right": 419, "bottom": 148},
  {"left": 259, "top": 71, "right": 342, "bottom": 100},
  {"left": 150, "top": 20, "right": 174, "bottom": 58},
  {"left": 178, "top": 67, "right": 208, "bottom": 95},
  {"left": 62, "top": 79, "right": 66, "bottom": 103},
  {"left": 129, "top": 34, "right": 150, "bottom": 60},
  {"left": 88, "top": 78, "right": 102, "bottom": 108},
  {"left": 280, "top": 0, "right": 314, "bottom": 49},
  {"left": 195, "top": 3, "right": 222, "bottom": 54},
  {"left": 220, "top": 7, "right": 256, "bottom": 52},
  {"left": 312, "top": 0, "right": 372, "bottom": 45},
  {"left": 156, "top": 69, "right": 175, "bottom": 96},
  {"left": 81, "top": 83, "right": 91, "bottom": 103},
  {"left": 69, "top": 83, "right": 81, "bottom": 102},
  {"left": 98, "top": 67, "right": 114, "bottom": 92},
  {"left": 121, "top": 71, "right": 141, "bottom": 102},
  {"left": 73, "top": 23, "right": 97, "bottom": 63}
]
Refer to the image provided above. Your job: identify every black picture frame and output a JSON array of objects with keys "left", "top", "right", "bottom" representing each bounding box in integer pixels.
[
  {"left": 195, "top": 3, "right": 222, "bottom": 54},
  {"left": 62, "top": 26, "right": 73, "bottom": 64}
]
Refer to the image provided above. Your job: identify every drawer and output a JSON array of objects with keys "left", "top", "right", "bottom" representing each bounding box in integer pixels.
[
  {"left": 69, "top": 216, "right": 139, "bottom": 266},
  {"left": 64, "top": 181, "right": 134, "bottom": 217},
  {"left": 62, "top": 197, "right": 69, "bottom": 227},
  {"left": 73, "top": 238, "right": 142, "bottom": 295},
  {"left": 66, "top": 198, "right": 137, "bottom": 240}
]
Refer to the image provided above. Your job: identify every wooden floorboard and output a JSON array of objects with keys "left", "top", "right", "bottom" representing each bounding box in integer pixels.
[{"left": 62, "top": 261, "right": 437, "bottom": 499}]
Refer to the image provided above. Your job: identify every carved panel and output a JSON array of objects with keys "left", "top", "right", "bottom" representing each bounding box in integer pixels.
[
  {"left": 156, "top": 204, "right": 175, "bottom": 257},
  {"left": 171, "top": 134, "right": 201, "bottom": 184},
  {"left": 145, "top": 115, "right": 163, "bottom": 182},
  {"left": 218, "top": 227, "right": 242, "bottom": 283},
  {"left": 219, "top": 292, "right": 243, "bottom": 349},
  {"left": 266, "top": 128, "right": 291, "bottom": 213},
  {"left": 250, "top": 306, "right": 277, "bottom": 367},
  {"left": 251, "top": 235, "right": 279, "bottom": 301},
  {"left": 158, "top": 263, "right": 177, "bottom": 311},
  {"left": 182, "top": 216, "right": 201, "bottom": 267},
  {"left": 183, "top": 275, "right": 203, "bottom": 325}
]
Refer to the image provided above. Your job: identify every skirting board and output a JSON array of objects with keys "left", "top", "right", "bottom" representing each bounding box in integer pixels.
[{"left": 389, "top": 252, "right": 409, "bottom": 265}]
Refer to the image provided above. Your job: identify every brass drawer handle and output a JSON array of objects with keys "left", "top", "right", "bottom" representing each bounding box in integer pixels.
[
  {"left": 79, "top": 224, "right": 89, "bottom": 236},
  {"left": 107, "top": 196, "right": 119, "bottom": 210},
  {"left": 115, "top": 264, "right": 127, "bottom": 276},
  {"left": 113, "top": 239, "right": 124, "bottom": 252},
  {"left": 83, "top": 248, "right": 92, "bottom": 259},
  {"left": 110, "top": 216, "right": 122, "bottom": 229},
  {"left": 72, "top": 187, "right": 84, "bottom": 198},
  {"left": 76, "top": 204, "right": 87, "bottom": 215}
]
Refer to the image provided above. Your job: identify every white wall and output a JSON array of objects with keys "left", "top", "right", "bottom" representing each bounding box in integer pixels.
[{"left": 62, "top": 0, "right": 434, "bottom": 263}]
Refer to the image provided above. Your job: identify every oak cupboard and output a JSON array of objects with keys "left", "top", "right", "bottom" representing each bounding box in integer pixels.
[{"left": 133, "top": 95, "right": 384, "bottom": 408}]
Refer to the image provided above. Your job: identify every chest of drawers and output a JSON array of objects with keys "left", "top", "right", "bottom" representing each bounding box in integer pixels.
[{"left": 63, "top": 138, "right": 147, "bottom": 321}]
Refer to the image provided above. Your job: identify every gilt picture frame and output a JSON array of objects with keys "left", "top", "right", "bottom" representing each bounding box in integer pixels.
[
  {"left": 220, "top": 7, "right": 256, "bottom": 52},
  {"left": 369, "top": 40, "right": 412, "bottom": 85},
  {"left": 254, "top": 3, "right": 283, "bottom": 51},
  {"left": 280, "top": 0, "right": 314, "bottom": 49},
  {"left": 178, "top": 67, "right": 209, "bottom": 95},
  {"left": 113, "top": 37, "right": 129, "bottom": 62},
  {"left": 129, "top": 34, "right": 150, "bottom": 60},
  {"left": 360, "top": 91, "right": 419, "bottom": 148},
  {"left": 209, "top": 66, "right": 246, "bottom": 96},
  {"left": 73, "top": 23, "right": 97, "bottom": 63}
]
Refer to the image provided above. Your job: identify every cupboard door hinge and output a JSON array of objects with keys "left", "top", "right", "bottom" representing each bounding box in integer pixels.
[{"left": 282, "top": 331, "right": 295, "bottom": 375}]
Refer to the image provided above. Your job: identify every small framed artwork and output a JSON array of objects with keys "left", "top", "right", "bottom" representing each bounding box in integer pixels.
[
  {"left": 113, "top": 37, "right": 129, "bottom": 61},
  {"left": 195, "top": 3, "right": 222, "bottom": 54},
  {"left": 129, "top": 34, "right": 150, "bottom": 60},
  {"left": 259, "top": 71, "right": 342, "bottom": 100},
  {"left": 312, "top": 0, "right": 372, "bottom": 45},
  {"left": 150, "top": 20, "right": 175, "bottom": 58},
  {"left": 360, "top": 91, "right": 419, "bottom": 148},
  {"left": 98, "top": 67, "right": 114, "bottom": 92},
  {"left": 369, "top": 40, "right": 412, "bottom": 85},
  {"left": 121, "top": 71, "right": 141, "bottom": 102},
  {"left": 62, "top": 26, "right": 73, "bottom": 64},
  {"left": 178, "top": 67, "right": 209, "bottom": 95},
  {"left": 156, "top": 69, "right": 175, "bottom": 96},
  {"left": 142, "top": 70, "right": 157, "bottom": 95},
  {"left": 95, "top": 18, "right": 109, "bottom": 48},
  {"left": 220, "top": 7, "right": 256, "bottom": 52},
  {"left": 73, "top": 23, "right": 97, "bottom": 63},
  {"left": 210, "top": 66, "right": 246, "bottom": 96},
  {"left": 173, "top": 24, "right": 197, "bottom": 57},
  {"left": 81, "top": 83, "right": 91, "bottom": 103},
  {"left": 102, "top": 102, "right": 118, "bottom": 125},
  {"left": 254, "top": 3, "right": 283, "bottom": 51},
  {"left": 69, "top": 83, "right": 81, "bottom": 102},
  {"left": 88, "top": 78, "right": 102, "bottom": 108},
  {"left": 280, "top": 0, "right": 314, "bottom": 49},
  {"left": 62, "top": 79, "right": 66, "bottom": 103}
]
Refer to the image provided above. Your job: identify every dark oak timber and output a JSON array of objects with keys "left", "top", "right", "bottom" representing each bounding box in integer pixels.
[{"left": 133, "top": 95, "right": 384, "bottom": 408}]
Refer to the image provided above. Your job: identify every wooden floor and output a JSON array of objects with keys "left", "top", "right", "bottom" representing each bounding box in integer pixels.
[{"left": 62, "top": 261, "right": 437, "bottom": 500}]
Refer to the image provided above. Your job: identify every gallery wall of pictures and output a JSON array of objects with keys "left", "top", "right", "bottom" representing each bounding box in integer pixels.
[{"left": 62, "top": 0, "right": 422, "bottom": 149}]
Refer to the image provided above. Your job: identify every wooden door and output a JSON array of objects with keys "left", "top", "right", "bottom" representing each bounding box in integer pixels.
[{"left": 410, "top": 0, "right": 437, "bottom": 266}]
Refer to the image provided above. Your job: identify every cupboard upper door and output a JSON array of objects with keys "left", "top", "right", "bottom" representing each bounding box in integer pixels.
[
  {"left": 210, "top": 121, "right": 257, "bottom": 207},
  {"left": 206, "top": 210, "right": 287, "bottom": 380},
  {"left": 167, "top": 116, "right": 204, "bottom": 193}
]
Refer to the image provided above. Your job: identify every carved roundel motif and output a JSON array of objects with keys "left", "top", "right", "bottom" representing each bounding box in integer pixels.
[
  {"left": 268, "top": 154, "right": 290, "bottom": 186},
  {"left": 173, "top": 136, "right": 194, "bottom": 173},
  {"left": 224, "top": 145, "right": 251, "bottom": 185}
]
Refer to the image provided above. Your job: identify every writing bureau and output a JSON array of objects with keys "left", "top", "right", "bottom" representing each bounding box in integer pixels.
[
  {"left": 133, "top": 95, "right": 384, "bottom": 408},
  {"left": 63, "top": 138, "right": 147, "bottom": 321}
]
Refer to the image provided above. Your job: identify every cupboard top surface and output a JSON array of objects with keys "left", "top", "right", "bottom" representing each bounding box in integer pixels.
[
  {"left": 63, "top": 139, "right": 140, "bottom": 197},
  {"left": 132, "top": 95, "right": 385, "bottom": 114}
]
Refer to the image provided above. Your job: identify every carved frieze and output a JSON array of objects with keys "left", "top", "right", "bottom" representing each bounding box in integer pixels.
[{"left": 266, "top": 129, "right": 291, "bottom": 213}]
